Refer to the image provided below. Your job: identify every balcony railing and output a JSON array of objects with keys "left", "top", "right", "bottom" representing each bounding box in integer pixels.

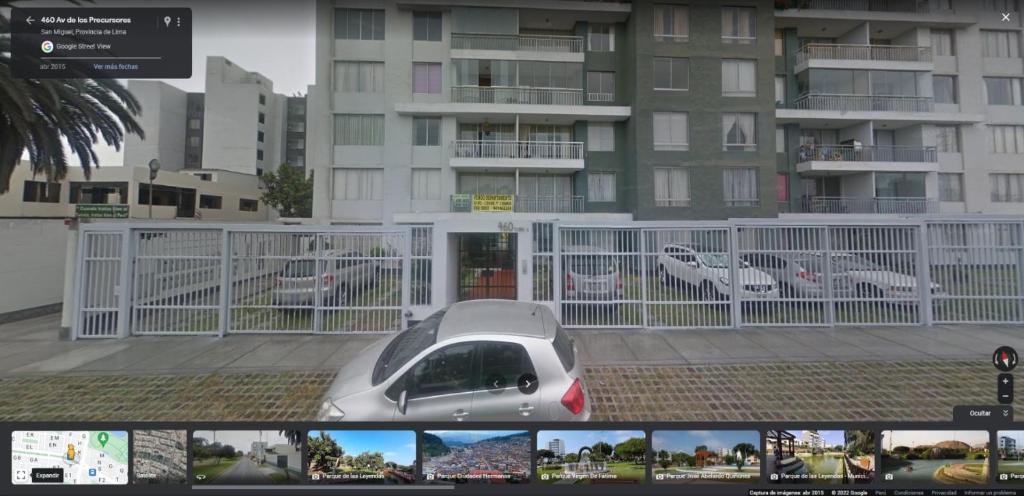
[
  {"left": 451, "top": 140, "right": 583, "bottom": 160},
  {"left": 587, "top": 92, "right": 614, "bottom": 102},
  {"left": 792, "top": 93, "right": 934, "bottom": 113},
  {"left": 450, "top": 194, "right": 584, "bottom": 213},
  {"left": 800, "top": 196, "right": 939, "bottom": 214},
  {"left": 451, "top": 33, "right": 584, "bottom": 53},
  {"left": 451, "top": 86, "right": 584, "bottom": 106},
  {"left": 782, "top": 0, "right": 941, "bottom": 12},
  {"left": 796, "top": 44, "right": 932, "bottom": 65},
  {"left": 796, "top": 144, "right": 937, "bottom": 163}
]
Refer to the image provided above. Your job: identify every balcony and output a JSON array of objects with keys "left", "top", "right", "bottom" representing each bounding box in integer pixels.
[
  {"left": 779, "top": 0, "right": 943, "bottom": 12},
  {"left": 450, "top": 194, "right": 585, "bottom": 213},
  {"left": 795, "top": 44, "right": 932, "bottom": 72},
  {"left": 793, "top": 93, "right": 933, "bottom": 113},
  {"left": 451, "top": 33, "right": 584, "bottom": 53},
  {"left": 451, "top": 86, "right": 583, "bottom": 106},
  {"left": 799, "top": 196, "right": 938, "bottom": 214},
  {"left": 449, "top": 140, "right": 584, "bottom": 171},
  {"left": 795, "top": 144, "right": 938, "bottom": 174}
]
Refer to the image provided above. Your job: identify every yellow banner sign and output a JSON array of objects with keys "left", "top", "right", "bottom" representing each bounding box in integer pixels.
[{"left": 472, "top": 194, "right": 514, "bottom": 212}]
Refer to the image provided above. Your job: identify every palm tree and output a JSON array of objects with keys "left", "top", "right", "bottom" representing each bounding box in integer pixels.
[{"left": 0, "top": 3, "right": 144, "bottom": 193}]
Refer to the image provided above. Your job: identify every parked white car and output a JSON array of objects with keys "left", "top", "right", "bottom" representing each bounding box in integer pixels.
[
  {"left": 820, "top": 253, "right": 945, "bottom": 301},
  {"left": 656, "top": 244, "right": 779, "bottom": 300}
]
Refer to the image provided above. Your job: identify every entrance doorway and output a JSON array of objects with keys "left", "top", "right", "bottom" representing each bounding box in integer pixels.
[{"left": 457, "top": 233, "right": 517, "bottom": 301}]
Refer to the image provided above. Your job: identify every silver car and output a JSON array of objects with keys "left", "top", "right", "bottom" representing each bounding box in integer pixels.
[
  {"left": 740, "top": 252, "right": 854, "bottom": 299},
  {"left": 318, "top": 300, "right": 590, "bottom": 422},
  {"left": 271, "top": 250, "right": 379, "bottom": 306}
]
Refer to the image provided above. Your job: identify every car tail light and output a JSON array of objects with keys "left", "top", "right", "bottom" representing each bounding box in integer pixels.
[
  {"left": 561, "top": 378, "right": 585, "bottom": 415},
  {"left": 566, "top": 273, "right": 574, "bottom": 291},
  {"left": 322, "top": 274, "right": 335, "bottom": 285},
  {"left": 616, "top": 274, "right": 623, "bottom": 290},
  {"left": 797, "top": 271, "right": 817, "bottom": 282}
]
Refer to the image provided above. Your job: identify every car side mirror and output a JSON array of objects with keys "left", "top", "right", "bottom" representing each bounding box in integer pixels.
[
  {"left": 397, "top": 390, "right": 408, "bottom": 415},
  {"left": 686, "top": 261, "right": 698, "bottom": 267}
]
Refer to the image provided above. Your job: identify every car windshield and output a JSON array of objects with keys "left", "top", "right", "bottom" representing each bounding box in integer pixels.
[
  {"left": 569, "top": 256, "right": 617, "bottom": 275},
  {"left": 281, "top": 259, "right": 316, "bottom": 278},
  {"left": 371, "top": 309, "right": 445, "bottom": 386},
  {"left": 698, "top": 252, "right": 747, "bottom": 268},
  {"left": 832, "top": 255, "right": 883, "bottom": 271}
]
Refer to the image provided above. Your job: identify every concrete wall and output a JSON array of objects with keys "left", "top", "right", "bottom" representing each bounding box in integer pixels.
[
  {"left": 124, "top": 81, "right": 188, "bottom": 171},
  {"left": 0, "top": 219, "right": 67, "bottom": 319}
]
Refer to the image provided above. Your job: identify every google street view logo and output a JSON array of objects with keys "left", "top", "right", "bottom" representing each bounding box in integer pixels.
[{"left": 40, "top": 40, "right": 54, "bottom": 53}]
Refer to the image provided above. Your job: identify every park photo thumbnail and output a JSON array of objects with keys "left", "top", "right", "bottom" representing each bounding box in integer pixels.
[
  {"left": 422, "top": 431, "right": 530, "bottom": 484},
  {"left": 881, "top": 430, "right": 989, "bottom": 485},
  {"left": 652, "top": 430, "right": 760, "bottom": 484},
  {"left": 999, "top": 431, "right": 1024, "bottom": 484},
  {"left": 768, "top": 430, "right": 875, "bottom": 484},
  {"left": 192, "top": 430, "right": 302, "bottom": 485},
  {"left": 132, "top": 430, "right": 187, "bottom": 485},
  {"left": 536, "top": 430, "right": 646, "bottom": 484},
  {"left": 307, "top": 430, "right": 415, "bottom": 484}
]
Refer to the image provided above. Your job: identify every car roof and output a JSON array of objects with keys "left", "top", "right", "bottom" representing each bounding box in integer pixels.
[
  {"left": 437, "top": 300, "right": 555, "bottom": 341},
  {"left": 664, "top": 243, "right": 716, "bottom": 252}
]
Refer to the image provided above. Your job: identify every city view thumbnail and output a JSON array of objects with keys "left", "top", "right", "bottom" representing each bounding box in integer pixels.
[{"left": 422, "top": 431, "right": 530, "bottom": 484}]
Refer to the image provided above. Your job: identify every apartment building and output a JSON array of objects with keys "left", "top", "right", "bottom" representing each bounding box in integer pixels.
[
  {"left": 126, "top": 56, "right": 308, "bottom": 176},
  {"left": 774, "top": 0, "right": 1024, "bottom": 215}
]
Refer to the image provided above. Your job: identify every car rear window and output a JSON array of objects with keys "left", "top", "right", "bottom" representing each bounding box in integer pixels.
[
  {"left": 569, "top": 256, "right": 616, "bottom": 276},
  {"left": 371, "top": 309, "right": 445, "bottom": 386},
  {"left": 282, "top": 259, "right": 316, "bottom": 278},
  {"left": 552, "top": 324, "right": 575, "bottom": 372}
]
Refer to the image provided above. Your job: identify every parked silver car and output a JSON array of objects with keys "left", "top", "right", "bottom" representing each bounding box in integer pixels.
[
  {"left": 318, "top": 300, "right": 590, "bottom": 422},
  {"left": 271, "top": 250, "right": 379, "bottom": 306},
  {"left": 563, "top": 246, "right": 623, "bottom": 303},
  {"left": 740, "top": 252, "right": 854, "bottom": 299}
]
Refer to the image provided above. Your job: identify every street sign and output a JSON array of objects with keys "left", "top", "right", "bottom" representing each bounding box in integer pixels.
[{"left": 75, "top": 204, "right": 129, "bottom": 219}]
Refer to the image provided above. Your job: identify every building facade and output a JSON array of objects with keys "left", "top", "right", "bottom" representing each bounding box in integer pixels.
[
  {"left": 1000, "top": 435, "right": 1018, "bottom": 457},
  {"left": 548, "top": 438, "right": 566, "bottom": 457}
]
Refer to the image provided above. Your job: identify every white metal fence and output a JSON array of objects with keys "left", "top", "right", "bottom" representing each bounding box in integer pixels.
[{"left": 73, "top": 218, "right": 1024, "bottom": 337}]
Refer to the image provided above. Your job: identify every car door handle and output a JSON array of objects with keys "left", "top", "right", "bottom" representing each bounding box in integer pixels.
[
  {"left": 451, "top": 409, "right": 469, "bottom": 421},
  {"left": 518, "top": 404, "right": 535, "bottom": 416}
]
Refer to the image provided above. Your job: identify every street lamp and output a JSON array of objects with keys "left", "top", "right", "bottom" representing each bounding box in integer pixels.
[{"left": 147, "top": 159, "right": 161, "bottom": 219}]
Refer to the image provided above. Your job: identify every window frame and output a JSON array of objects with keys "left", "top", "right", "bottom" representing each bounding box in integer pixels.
[
  {"left": 722, "top": 112, "right": 758, "bottom": 151},
  {"left": 413, "top": 116, "right": 441, "bottom": 147},
  {"left": 722, "top": 167, "right": 760, "bottom": 207},
  {"left": 721, "top": 59, "right": 757, "bottom": 97},
  {"left": 588, "top": 23, "right": 614, "bottom": 52},
  {"left": 653, "top": 57, "right": 689, "bottom": 91},
  {"left": 413, "top": 11, "right": 442, "bottom": 42},
  {"left": 653, "top": 4, "right": 689, "bottom": 42},
  {"left": 412, "top": 62, "right": 442, "bottom": 94},
  {"left": 653, "top": 167, "right": 691, "bottom": 207},
  {"left": 587, "top": 172, "right": 617, "bottom": 202},
  {"left": 587, "top": 123, "right": 615, "bottom": 152},
  {"left": 334, "top": 8, "right": 385, "bottom": 41},
  {"left": 652, "top": 112, "right": 690, "bottom": 151}
]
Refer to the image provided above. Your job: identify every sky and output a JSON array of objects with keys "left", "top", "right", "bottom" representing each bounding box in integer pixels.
[
  {"left": 882, "top": 430, "right": 989, "bottom": 448},
  {"left": 1001, "top": 431, "right": 1024, "bottom": 445},
  {"left": 652, "top": 431, "right": 759, "bottom": 454},
  {"left": 537, "top": 431, "right": 644, "bottom": 453},
  {"left": 192, "top": 430, "right": 295, "bottom": 453},
  {"left": 309, "top": 430, "right": 416, "bottom": 466},
  {"left": 13, "top": 0, "right": 316, "bottom": 166},
  {"left": 800, "top": 430, "right": 845, "bottom": 447}
]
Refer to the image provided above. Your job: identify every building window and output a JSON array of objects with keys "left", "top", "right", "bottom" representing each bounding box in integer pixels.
[
  {"left": 239, "top": 199, "right": 258, "bottom": 212},
  {"left": 199, "top": 194, "right": 222, "bottom": 209},
  {"left": 188, "top": 136, "right": 201, "bottom": 147},
  {"left": 933, "top": 75, "right": 958, "bottom": 104},
  {"left": 776, "top": 173, "right": 789, "bottom": 202},
  {"left": 411, "top": 169, "right": 441, "bottom": 200},
  {"left": 259, "top": 93, "right": 266, "bottom": 105},
  {"left": 654, "top": 168, "right": 690, "bottom": 207},
  {"left": 588, "top": 123, "right": 615, "bottom": 152},
  {"left": 985, "top": 77, "right": 1024, "bottom": 105},
  {"left": 587, "top": 172, "right": 616, "bottom": 202},
  {"left": 990, "top": 125, "right": 1024, "bottom": 154},
  {"left": 587, "top": 71, "right": 615, "bottom": 101},
  {"left": 333, "top": 169, "right": 384, "bottom": 200},
  {"left": 257, "top": 130, "right": 265, "bottom": 143},
  {"left": 939, "top": 173, "right": 963, "bottom": 202},
  {"left": 991, "top": 173, "right": 1024, "bottom": 203},
  {"left": 776, "top": 126, "right": 785, "bottom": 153},
  {"left": 413, "top": 62, "right": 442, "bottom": 94},
  {"left": 723, "top": 168, "right": 759, "bottom": 207},
  {"left": 722, "top": 113, "right": 757, "bottom": 151},
  {"left": 722, "top": 59, "right": 756, "bottom": 97},
  {"left": 774, "top": 76, "right": 785, "bottom": 105},
  {"left": 985, "top": 0, "right": 1020, "bottom": 11},
  {"left": 22, "top": 181, "right": 60, "bottom": 203},
  {"left": 188, "top": 118, "right": 201, "bottom": 130},
  {"left": 258, "top": 112, "right": 265, "bottom": 124},
  {"left": 335, "top": 8, "right": 385, "bottom": 40},
  {"left": 334, "top": 114, "right": 385, "bottom": 145},
  {"left": 934, "top": 125, "right": 960, "bottom": 153},
  {"left": 256, "top": 149, "right": 263, "bottom": 161},
  {"left": 774, "top": 29, "right": 784, "bottom": 56},
  {"left": 334, "top": 61, "right": 385, "bottom": 93},
  {"left": 931, "top": 29, "right": 954, "bottom": 56},
  {"left": 413, "top": 117, "right": 440, "bottom": 146},
  {"left": 588, "top": 24, "right": 614, "bottom": 52},
  {"left": 653, "top": 4, "right": 688, "bottom": 41},
  {"left": 413, "top": 12, "right": 442, "bottom": 41},
  {"left": 653, "top": 57, "right": 689, "bottom": 91},
  {"left": 653, "top": 112, "right": 689, "bottom": 151},
  {"left": 981, "top": 30, "right": 1021, "bottom": 58},
  {"left": 722, "top": 7, "right": 756, "bottom": 44}
]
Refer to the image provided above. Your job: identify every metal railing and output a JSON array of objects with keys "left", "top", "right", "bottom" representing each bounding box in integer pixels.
[
  {"left": 450, "top": 140, "right": 583, "bottom": 160},
  {"left": 792, "top": 93, "right": 934, "bottom": 113},
  {"left": 796, "top": 44, "right": 932, "bottom": 65},
  {"left": 451, "top": 33, "right": 584, "bottom": 53},
  {"left": 796, "top": 144, "right": 937, "bottom": 163},
  {"left": 587, "top": 92, "right": 614, "bottom": 102},
  {"left": 451, "top": 86, "right": 584, "bottom": 106},
  {"left": 448, "top": 195, "right": 584, "bottom": 213},
  {"left": 785, "top": 0, "right": 940, "bottom": 12},
  {"left": 800, "top": 197, "right": 939, "bottom": 214}
]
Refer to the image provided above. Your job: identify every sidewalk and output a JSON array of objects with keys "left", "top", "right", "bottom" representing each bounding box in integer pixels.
[{"left": 0, "top": 313, "right": 1008, "bottom": 376}]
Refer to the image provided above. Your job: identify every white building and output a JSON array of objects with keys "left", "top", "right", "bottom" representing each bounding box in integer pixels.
[
  {"left": 800, "top": 431, "right": 823, "bottom": 451},
  {"left": 549, "top": 438, "right": 565, "bottom": 457},
  {"left": 1000, "top": 435, "right": 1018, "bottom": 456}
]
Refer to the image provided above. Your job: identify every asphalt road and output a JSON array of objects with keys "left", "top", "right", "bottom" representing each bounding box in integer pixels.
[{"left": 213, "top": 457, "right": 272, "bottom": 485}]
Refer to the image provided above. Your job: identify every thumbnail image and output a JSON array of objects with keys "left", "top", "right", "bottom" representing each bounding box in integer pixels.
[
  {"left": 881, "top": 430, "right": 988, "bottom": 485},
  {"left": 11, "top": 431, "right": 128, "bottom": 485},
  {"left": 767, "top": 430, "right": 875, "bottom": 484},
  {"left": 422, "top": 431, "right": 530, "bottom": 483},
  {"left": 999, "top": 431, "right": 1024, "bottom": 483},
  {"left": 536, "top": 430, "right": 646, "bottom": 484},
  {"left": 192, "top": 430, "right": 302, "bottom": 485},
  {"left": 652, "top": 430, "right": 760, "bottom": 484},
  {"left": 132, "top": 430, "right": 187, "bottom": 484},
  {"left": 307, "top": 430, "right": 415, "bottom": 484}
]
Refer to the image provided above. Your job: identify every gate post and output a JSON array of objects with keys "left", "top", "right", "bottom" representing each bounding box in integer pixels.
[
  {"left": 553, "top": 222, "right": 563, "bottom": 324},
  {"left": 822, "top": 226, "right": 836, "bottom": 327},
  {"left": 916, "top": 221, "right": 933, "bottom": 326},
  {"left": 727, "top": 224, "right": 741, "bottom": 328},
  {"left": 115, "top": 227, "right": 133, "bottom": 339},
  {"left": 218, "top": 228, "right": 232, "bottom": 338},
  {"left": 401, "top": 227, "right": 412, "bottom": 330},
  {"left": 639, "top": 229, "right": 649, "bottom": 329}
]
